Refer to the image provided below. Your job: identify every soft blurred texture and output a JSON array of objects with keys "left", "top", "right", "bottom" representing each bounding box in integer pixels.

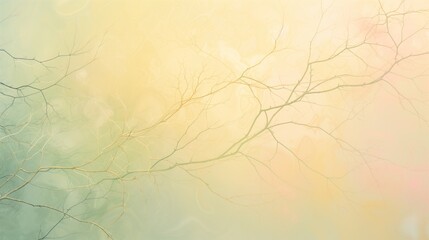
[{"left": 1, "top": 0, "right": 429, "bottom": 239}]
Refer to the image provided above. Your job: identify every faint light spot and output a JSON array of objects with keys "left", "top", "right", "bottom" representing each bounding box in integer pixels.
[
  {"left": 55, "top": 0, "right": 89, "bottom": 16},
  {"left": 401, "top": 214, "right": 419, "bottom": 240}
]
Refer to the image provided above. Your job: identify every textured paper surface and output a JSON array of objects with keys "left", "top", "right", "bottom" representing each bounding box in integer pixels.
[{"left": 1, "top": 0, "right": 429, "bottom": 239}]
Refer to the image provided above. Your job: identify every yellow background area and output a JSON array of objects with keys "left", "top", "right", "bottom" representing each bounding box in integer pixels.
[{"left": 1, "top": 0, "right": 429, "bottom": 239}]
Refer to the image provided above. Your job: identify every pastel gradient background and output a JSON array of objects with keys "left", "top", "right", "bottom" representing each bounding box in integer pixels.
[{"left": 1, "top": 0, "right": 429, "bottom": 239}]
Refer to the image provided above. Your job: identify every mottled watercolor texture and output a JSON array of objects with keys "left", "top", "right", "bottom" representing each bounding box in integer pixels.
[{"left": 1, "top": 0, "right": 429, "bottom": 239}]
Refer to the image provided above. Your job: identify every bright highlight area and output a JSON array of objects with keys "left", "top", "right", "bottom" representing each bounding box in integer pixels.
[{"left": 1, "top": 0, "right": 429, "bottom": 239}]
